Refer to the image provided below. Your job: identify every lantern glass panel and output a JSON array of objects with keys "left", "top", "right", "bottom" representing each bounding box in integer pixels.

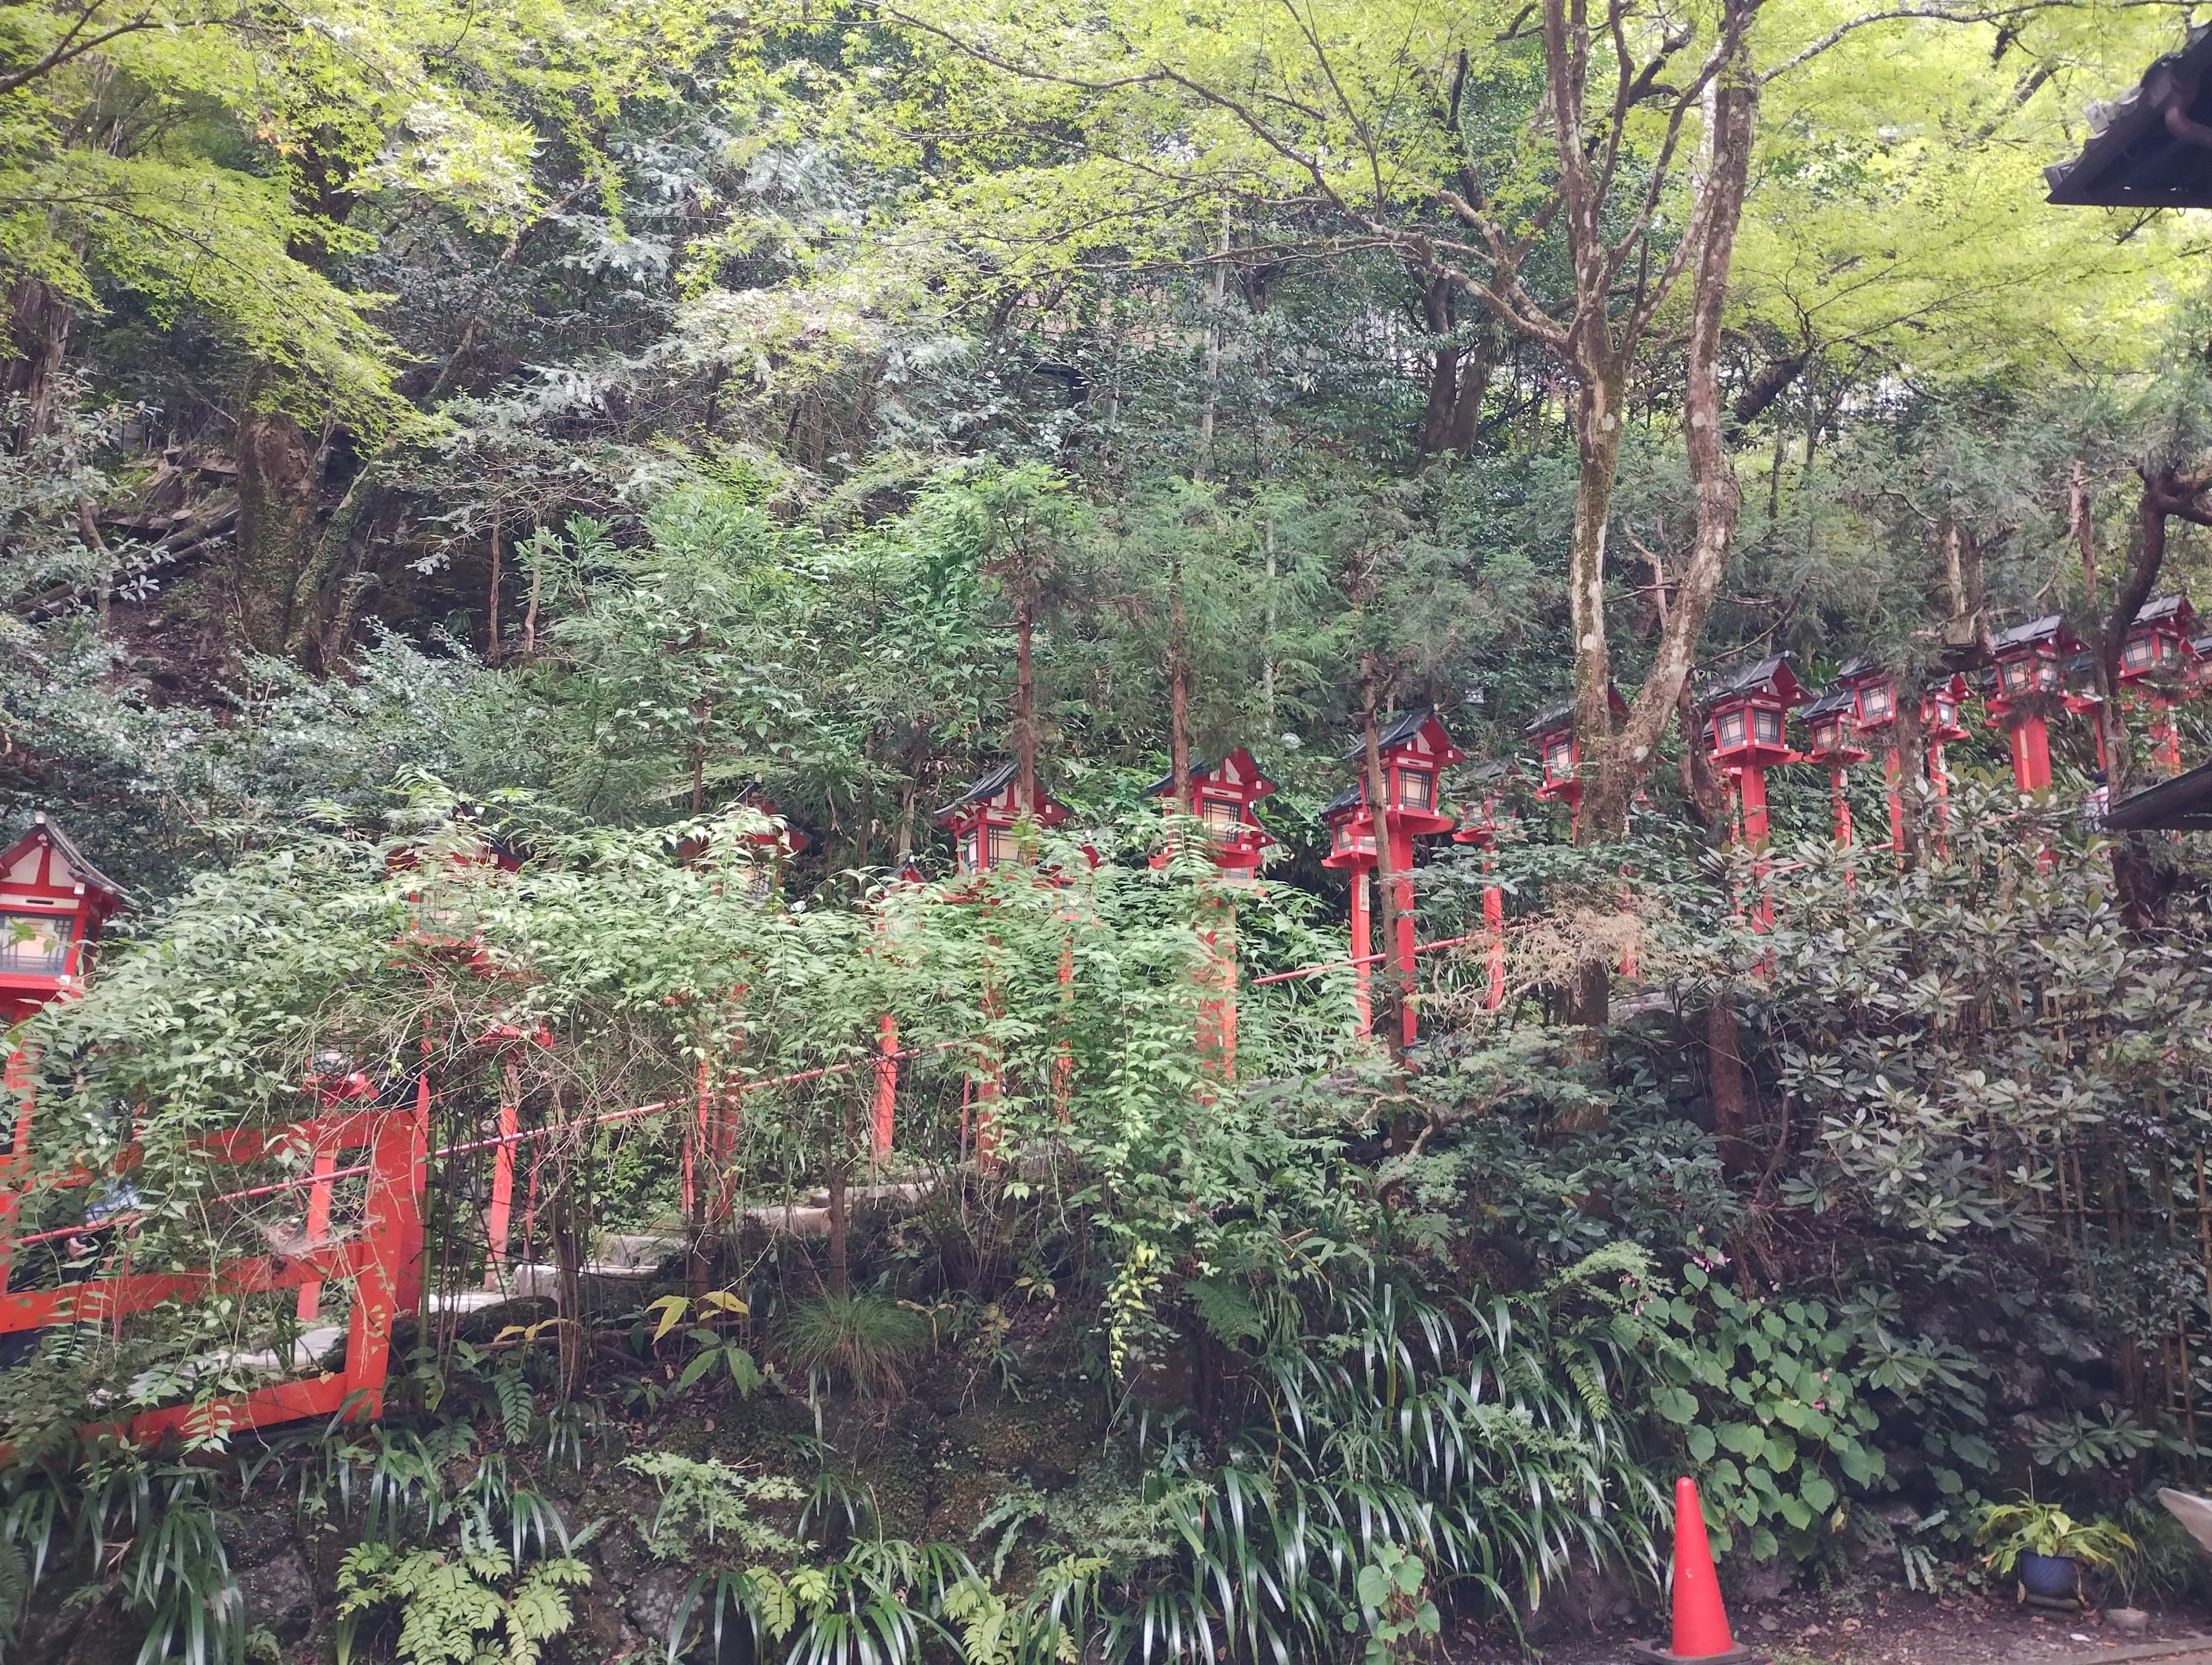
[
  {"left": 1859, "top": 682, "right": 1895, "bottom": 723},
  {"left": 1395, "top": 768, "right": 1433, "bottom": 810},
  {"left": 987, "top": 825, "right": 1014, "bottom": 868},
  {"left": 1544, "top": 738, "right": 1574, "bottom": 781},
  {"left": 1998, "top": 657, "right": 2034, "bottom": 696},
  {"left": 2126, "top": 636, "right": 2156, "bottom": 670},
  {"left": 411, "top": 880, "right": 481, "bottom": 941},
  {"left": 2036, "top": 657, "right": 2061, "bottom": 692},
  {"left": 1200, "top": 797, "right": 1241, "bottom": 839},
  {"left": 1812, "top": 717, "right": 1840, "bottom": 754},
  {"left": 1752, "top": 708, "right": 1782, "bottom": 746},
  {"left": 0, "top": 911, "right": 69, "bottom": 976},
  {"left": 1934, "top": 697, "right": 1957, "bottom": 728},
  {"left": 960, "top": 828, "right": 981, "bottom": 872},
  {"left": 1717, "top": 709, "right": 1747, "bottom": 749}
]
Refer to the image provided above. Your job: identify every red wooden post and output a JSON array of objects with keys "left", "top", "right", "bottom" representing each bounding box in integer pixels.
[
  {"left": 482, "top": 1098, "right": 518, "bottom": 1287},
  {"left": 1482, "top": 870, "right": 1505, "bottom": 1009},
  {"left": 346, "top": 1108, "right": 420, "bottom": 1420},
  {"left": 1348, "top": 870, "right": 1373, "bottom": 1035},
  {"left": 0, "top": 1049, "right": 34, "bottom": 1285},
  {"left": 295, "top": 1147, "right": 339, "bottom": 1322},
  {"left": 872, "top": 1014, "right": 899, "bottom": 1159},
  {"left": 1054, "top": 935, "right": 1078, "bottom": 1110},
  {"left": 2009, "top": 718, "right": 2054, "bottom": 792},
  {"left": 388, "top": 1067, "right": 431, "bottom": 1316}
]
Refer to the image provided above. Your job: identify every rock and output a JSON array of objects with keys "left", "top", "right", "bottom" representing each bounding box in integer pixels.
[
  {"left": 624, "top": 1569, "right": 693, "bottom": 1645},
  {"left": 214, "top": 1506, "right": 298, "bottom": 1571},
  {"left": 1992, "top": 1355, "right": 2050, "bottom": 1413},
  {"left": 2108, "top": 1607, "right": 2152, "bottom": 1635},
  {"left": 1517, "top": 1556, "right": 1638, "bottom": 1640},
  {"left": 1722, "top": 1552, "right": 1791, "bottom": 1603},
  {"left": 237, "top": 1550, "right": 316, "bottom": 1642},
  {"left": 2031, "top": 1311, "right": 2104, "bottom": 1368},
  {"left": 1759, "top": 1615, "right": 1781, "bottom": 1634}
]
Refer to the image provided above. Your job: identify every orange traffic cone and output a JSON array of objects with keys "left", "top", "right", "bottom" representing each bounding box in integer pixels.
[
  {"left": 1631, "top": 1478, "right": 1756, "bottom": 1664},
  {"left": 1671, "top": 1477, "right": 1736, "bottom": 1656}
]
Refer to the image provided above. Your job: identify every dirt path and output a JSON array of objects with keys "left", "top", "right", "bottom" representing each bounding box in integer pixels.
[{"left": 1450, "top": 1588, "right": 2211, "bottom": 1665}]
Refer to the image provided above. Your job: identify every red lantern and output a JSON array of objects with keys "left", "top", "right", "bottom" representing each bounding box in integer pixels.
[
  {"left": 1921, "top": 674, "right": 1970, "bottom": 742},
  {"left": 1705, "top": 655, "right": 1806, "bottom": 769},
  {"left": 1143, "top": 749, "right": 1277, "bottom": 878},
  {"left": 1800, "top": 687, "right": 1865, "bottom": 849},
  {"left": 931, "top": 764, "right": 1073, "bottom": 876},
  {"left": 1835, "top": 657, "right": 1900, "bottom": 736},
  {"left": 1525, "top": 686, "right": 1627, "bottom": 817},
  {"left": 1800, "top": 688, "right": 1868, "bottom": 768},
  {"left": 673, "top": 785, "right": 812, "bottom": 899},
  {"left": 1986, "top": 615, "right": 2082, "bottom": 792},
  {"left": 0, "top": 815, "right": 124, "bottom": 1026},
  {"left": 2122, "top": 594, "right": 2196, "bottom": 684},
  {"left": 1700, "top": 656, "right": 1808, "bottom": 853}
]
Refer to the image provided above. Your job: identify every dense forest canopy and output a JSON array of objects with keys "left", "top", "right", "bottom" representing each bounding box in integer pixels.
[{"left": 2, "top": 0, "right": 2212, "bottom": 1662}]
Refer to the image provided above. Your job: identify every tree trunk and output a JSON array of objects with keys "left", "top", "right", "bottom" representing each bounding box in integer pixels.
[
  {"left": 1169, "top": 556, "right": 1191, "bottom": 809},
  {"left": 1418, "top": 275, "right": 1461, "bottom": 453},
  {"left": 1565, "top": 362, "right": 1631, "bottom": 844},
  {"left": 234, "top": 401, "right": 319, "bottom": 655},
  {"left": 1706, "top": 998, "right": 1753, "bottom": 1174},
  {"left": 1014, "top": 591, "right": 1036, "bottom": 819},
  {"left": 3, "top": 278, "right": 72, "bottom": 452}
]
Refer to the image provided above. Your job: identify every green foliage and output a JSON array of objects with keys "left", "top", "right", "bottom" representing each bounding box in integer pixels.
[
  {"left": 1647, "top": 1261, "right": 1991, "bottom": 1562},
  {"left": 334, "top": 1543, "right": 590, "bottom": 1665},
  {"left": 1974, "top": 1499, "right": 2137, "bottom": 1577},
  {"left": 780, "top": 1291, "right": 934, "bottom": 1401},
  {"left": 1347, "top": 1543, "right": 1441, "bottom": 1664},
  {"left": 622, "top": 1452, "right": 804, "bottom": 1562}
]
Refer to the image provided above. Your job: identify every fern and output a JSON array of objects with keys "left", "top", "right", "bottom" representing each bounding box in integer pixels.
[
  {"left": 622, "top": 1451, "right": 804, "bottom": 1561},
  {"left": 335, "top": 1543, "right": 590, "bottom": 1665}
]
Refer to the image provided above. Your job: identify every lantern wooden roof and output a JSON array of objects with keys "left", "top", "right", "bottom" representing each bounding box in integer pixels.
[
  {"left": 2045, "top": 26, "right": 2212, "bottom": 208},
  {"left": 1524, "top": 686, "right": 1627, "bottom": 739},
  {"left": 1991, "top": 614, "right": 2081, "bottom": 658},
  {"left": 931, "top": 762, "right": 1071, "bottom": 829},
  {"left": 0, "top": 814, "right": 125, "bottom": 913},
  {"left": 1699, "top": 655, "right": 1808, "bottom": 711},
  {"left": 1335, "top": 706, "right": 1467, "bottom": 770},
  {"left": 2137, "top": 593, "right": 2197, "bottom": 634},
  {"left": 2108, "top": 757, "right": 2212, "bottom": 830},
  {"left": 1141, "top": 749, "right": 1278, "bottom": 806}
]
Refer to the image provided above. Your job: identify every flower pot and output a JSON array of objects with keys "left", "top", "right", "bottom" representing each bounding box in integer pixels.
[{"left": 2018, "top": 1552, "right": 2081, "bottom": 1599}]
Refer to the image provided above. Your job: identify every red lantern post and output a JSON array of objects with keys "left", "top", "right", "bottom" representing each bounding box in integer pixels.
[
  {"left": 1835, "top": 658, "right": 1913, "bottom": 854},
  {"left": 1920, "top": 674, "right": 1971, "bottom": 839},
  {"left": 0, "top": 816, "right": 125, "bottom": 1277},
  {"left": 1320, "top": 709, "right": 1464, "bottom": 1044},
  {"left": 1798, "top": 688, "right": 1868, "bottom": 848},
  {"left": 2120, "top": 593, "right": 2197, "bottom": 776},
  {"left": 1702, "top": 657, "right": 1809, "bottom": 854},
  {"left": 1986, "top": 615, "right": 2080, "bottom": 794},
  {"left": 1524, "top": 687, "right": 1626, "bottom": 841},
  {"left": 932, "top": 764, "right": 1077, "bottom": 1159},
  {"left": 1449, "top": 775, "right": 1508, "bottom": 1010},
  {"left": 1144, "top": 748, "right": 1277, "bottom": 1081}
]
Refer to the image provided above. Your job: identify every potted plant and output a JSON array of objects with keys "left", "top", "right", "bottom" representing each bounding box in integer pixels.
[{"left": 1976, "top": 1498, "right": 2137, "bottom": 1600}]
